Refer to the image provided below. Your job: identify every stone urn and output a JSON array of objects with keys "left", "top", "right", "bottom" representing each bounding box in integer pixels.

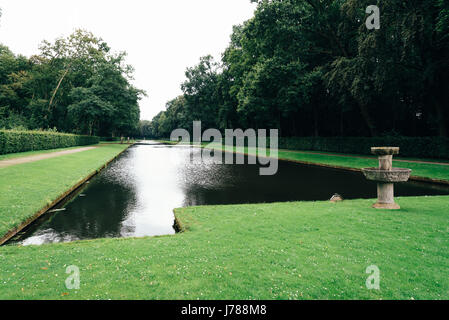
[{"left": 362, "top": 147, "right": 412, "bottom": 210}]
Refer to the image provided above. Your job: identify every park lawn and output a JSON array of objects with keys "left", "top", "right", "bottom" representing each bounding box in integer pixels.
[
  {"left": 0, "top": 195, "right": 448, "bottom": 300},
  {"left": 100, "top": 140, "right": 136, "bottom": 145},
  {"left": 0, "top": 145, "right": 97, "bottom": 161},
  {"left": 196, "top": 143, "right": 449, "bottom": 182},
  {"left": 0, "top": 144, "right": 129, "bottom": 239},
  {"left": 0, "top": 142, "right": 131, "bottom": 162},
  {"left": 275, "top": 150, "right": 449, "bottom": 182}
]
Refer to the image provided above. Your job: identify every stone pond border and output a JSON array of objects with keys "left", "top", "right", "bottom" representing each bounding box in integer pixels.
[
  {"left": 0, "top": 144, "right": 134, "bottom": 246},
  {"left": 3, "top": 143, "right": 446, "bottom": 245},
  {"left": 205, "top": 146, "right": 449, "bottom": 186}
]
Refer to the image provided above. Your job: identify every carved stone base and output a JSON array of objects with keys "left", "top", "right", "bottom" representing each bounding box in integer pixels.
[{"left": 372, "top": 202, "right": 401, "bottom": 210}]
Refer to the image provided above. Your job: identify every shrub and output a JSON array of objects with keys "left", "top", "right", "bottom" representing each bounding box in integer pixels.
[
  {"left": 100, "top": 137, "right": 121, "bottom": 142},
  {"left": 0, "top": 130, "right": 100, "bottom": 155},
  {"left": 278, "top": 136, "right": 449, "bottom": 159}
]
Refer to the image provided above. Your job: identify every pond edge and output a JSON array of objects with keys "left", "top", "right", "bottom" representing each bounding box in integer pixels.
[
  {"left": 0, "top": 144, "right": 133, "bottom": 246},
  {"left": 205, "top": 147, "right": 449, "bottom": 186}
]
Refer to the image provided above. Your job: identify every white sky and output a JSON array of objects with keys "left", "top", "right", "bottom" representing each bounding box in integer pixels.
[{"left": 0, "top": 0, "right": 256, "bottom": 120}]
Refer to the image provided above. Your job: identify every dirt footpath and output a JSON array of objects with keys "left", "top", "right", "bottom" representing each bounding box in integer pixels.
[{"left": 0, "top": 147, "right": 97, "bottom": 168}]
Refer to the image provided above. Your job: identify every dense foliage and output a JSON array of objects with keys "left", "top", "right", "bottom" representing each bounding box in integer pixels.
[
  {"left": 146, "top": 0, "right": 449, "bottom": 139},
  {"left": 0, "top": 26, "right": 144, "bottom": 137},
  {"left": 278, "top": 136, "right": 449, "bottom": 159},
  {"left": 0, "top": 130, "right": 99, "bottom": 155}
]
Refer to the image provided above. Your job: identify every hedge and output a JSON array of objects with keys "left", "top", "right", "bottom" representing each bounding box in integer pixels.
[
  {"left": 278, "top": 136, "right": 449, "bottom": 160},
  {"left": 0, "top": 130, "right": 100, "bottom": 155}
]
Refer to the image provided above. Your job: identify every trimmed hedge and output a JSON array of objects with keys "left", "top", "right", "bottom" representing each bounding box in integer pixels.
[
  {"left": 278, "top": 137, "right": 449, "bottom": 159},
  {"left": 0, "top": 130, "right": 100, "bottom": 155}
]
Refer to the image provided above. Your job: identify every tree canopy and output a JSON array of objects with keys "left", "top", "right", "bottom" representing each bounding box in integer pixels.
[
  {"left": 0, "top": 28, "right": 144, "bottom": 137},
  {"left": 147, "top": 0, "right": 449, "bottom": 139}
]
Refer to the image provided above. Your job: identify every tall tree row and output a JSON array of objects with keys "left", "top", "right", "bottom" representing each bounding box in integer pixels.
[
  {"left": 0, "top": 27, "right": 144, "bottom": 137},
  {"left": 147, "top": 0, "right": 449, "bottom": 139}
]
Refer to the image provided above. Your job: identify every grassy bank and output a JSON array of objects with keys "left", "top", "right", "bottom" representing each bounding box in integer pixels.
[
  {"left": 193, "top": 142, "right": 449, "bottom": 182},
  {"left": 1, "top": 196, "right": 448, "bottom": 300},
  {"left": 0, "top": 146, "right": 96, "bottom": 162},
  {"left": 0, "top": 144, "right": 129, "bottom": 240},
  {"left": 274, "top": 149, "right": 449, "bottom": 182}
]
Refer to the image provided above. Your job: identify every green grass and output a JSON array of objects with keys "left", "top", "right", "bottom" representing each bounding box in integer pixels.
[
  {"left": 0, "top": 141, "right": 447, "bottom": 300},
  {"left": 0, "top": 146, "right": 96, "bottom": 161},
  {"left": 0, "top": 196, "right": 448, "bottom": 300},
  {"left": 100, "top": 141, "right": 136, "bottom": 145},
  {"left": 197, "top": 143, "right": 449, "bottom": 182},
  {"left": 275, "top": 150, "right": 449, "bottom": 182},
  {"left": 0, "top": 144, "right": 129, "bottom": 239}
]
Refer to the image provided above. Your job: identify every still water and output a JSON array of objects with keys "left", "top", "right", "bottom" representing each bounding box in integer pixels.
[{"left": 10, "top": 143, "right": 449, "bottom": 245}]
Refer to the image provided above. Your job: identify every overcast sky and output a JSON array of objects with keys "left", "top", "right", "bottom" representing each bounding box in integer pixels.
[{"left": 0, "top": 0, "right": 256, "bottom": 120}]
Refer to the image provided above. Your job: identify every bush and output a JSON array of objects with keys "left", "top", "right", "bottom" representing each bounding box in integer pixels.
[
  {"left": 100, "top": 137, "right": 121, "bottom": 142},
  {"left": 278, "top": 136, "right": 449, "bottom": 159},
  {"left": 0, "top": 130, "right": 100, "bottom": 155}
]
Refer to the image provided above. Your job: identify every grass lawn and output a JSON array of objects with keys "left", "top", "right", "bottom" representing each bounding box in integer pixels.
[
  {"left": 192, "top": 142, "right": 449, "bottom": 183},
  {"left": 0, "top": 145, "right": 98, "bottom": 161},
  {"left": 0, "top": 196, "right": 448, "bottom": 300},
  {"left": 0, "top": 144, "right": 129, "bottom": 239},
  {"left": 100, "top": 141, "right": 136, "bottom": 145},
  {"left": 274, "top": 150, "right": 449, "bottom": 182}
]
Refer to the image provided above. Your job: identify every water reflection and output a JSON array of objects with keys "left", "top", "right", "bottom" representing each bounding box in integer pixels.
[{"left": 11, "top": 143, "right": 449, "bottom": 245}]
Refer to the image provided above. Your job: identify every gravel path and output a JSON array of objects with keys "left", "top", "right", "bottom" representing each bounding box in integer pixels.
[{"left": 0, "top": 147, "right": 97, "bottom": 168}]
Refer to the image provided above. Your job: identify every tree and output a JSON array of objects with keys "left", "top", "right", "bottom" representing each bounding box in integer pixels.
[
  {"left": 0, "top": 29, "right": 144, "bottom": 136},
  {"left": 68, "top": 87, "right": 113, "bottom": 136},
  {"left": 137, "top": 120, "right": 152, "bottom": 138},
  {"left": 181, "top": 55, "right": 221, "bottom": 131},
  {"left": 0, "top": 45, "right": 33, "bottom": 129}
]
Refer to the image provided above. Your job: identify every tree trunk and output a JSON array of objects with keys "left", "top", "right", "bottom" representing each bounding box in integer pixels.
[
  {"left": 358, "top": 102, "right": 377, "bottom": 137},
  {"left": 278, "top": 111, "right": 282, "bottom": 137},
  {"left": 340, "top": 109, "right": 344, "bottom": 136},
  {"left": 435, "top": 99, "right": 448, "bottom": 137},
  {"left": 48, "top": 65, "right": 71, "bottom": 112},
  {"left": 313, "top": 106, "right": 319, "bottom": 137}
]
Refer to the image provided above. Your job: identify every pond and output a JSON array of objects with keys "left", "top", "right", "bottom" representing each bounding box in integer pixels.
[{"left": 10, "top": 143, "right": 449, "bottom": 245}]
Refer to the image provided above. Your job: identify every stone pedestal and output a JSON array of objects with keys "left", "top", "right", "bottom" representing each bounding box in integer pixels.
[
  {"left": 362, "top": 147, "right": 411, "bottom": 210},
  {"left": 378, "top": 155, "right": 393, "bottom": 171},
  {"left": 375, "top": 154, "right": 398, "bottom": 209},
  {"left": 374, "top": 183, "right": 400, "bottom": 209}
]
